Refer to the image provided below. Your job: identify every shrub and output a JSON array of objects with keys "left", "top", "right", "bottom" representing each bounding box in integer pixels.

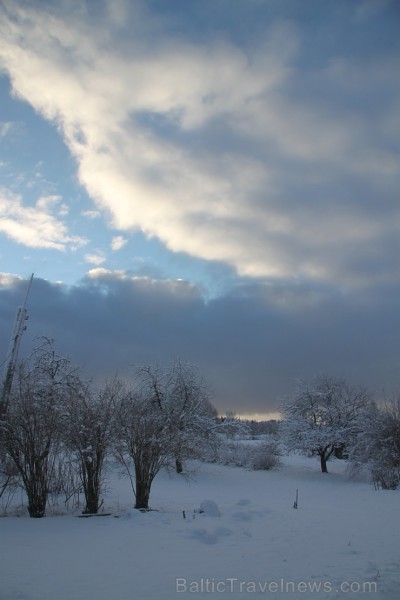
[{"left": 251, "top": 440, "right": 282, "bottom": 471}]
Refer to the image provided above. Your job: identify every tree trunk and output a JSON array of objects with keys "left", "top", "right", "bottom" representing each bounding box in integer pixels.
[
  {"left": 320, "top": 453, "right": 329, "bottom": 473},
  {"left": 134, "top": 472, "right": 151, "bottom": 509},
  {"left": 319, "top": 446, "right": 334, "bottom": 473},
  {"left": 175, "top": 458, "right": 183, "bottom": 474},
  {"left": 83, "top": 480, "right": 100, "bottom": 514},
  {"left": 82, "top": 460, "right": 100, "bottom": 514},
  {"left": 84, "top": 491, "right": 99, "bottom": 514},
  {"left": 27, "top": 489, "right": 47, "bottom": 518}
]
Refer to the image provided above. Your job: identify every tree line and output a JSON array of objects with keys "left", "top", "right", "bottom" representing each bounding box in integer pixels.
[
  {"left": 0, "top": 338, "right": 219, "bottom": 517},
  {"left": 1, "top": 340, "right": 399, "bottom": 518}
]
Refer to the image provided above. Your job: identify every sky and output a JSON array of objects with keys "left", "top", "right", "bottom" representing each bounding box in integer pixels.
[{"left": 0, "top": 0, "right": 399, "bottom": 418}]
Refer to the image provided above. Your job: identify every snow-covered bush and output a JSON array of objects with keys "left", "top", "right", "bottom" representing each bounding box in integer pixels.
[
  {"left": 250, "top": 439, "right": 282, "bottom": 471},
  {"left": 371, "top": 464, "right": 400, "bottom": 490},
  {"left": 350, "top": 398, "right": 400, "bottom": 490},
  {"left": 2, "top": 338, "right": 74, "bottom": 517},
  {"left": 214, "top": 440, "right": 253, "bottom": 467},
  {"left": 208, "top": 437, "right": 281, "bottom": 471},
  {"left": 63, "top": 377, "right": 121, "bottom": 514},
  {"left": 113, "top": 361, "right": 221, "bottom": 509},
  {"left": 113, "top": 388, "right": 172, "bottom": 510},
  {"left": 132, "top": 361, "right": 219, "bottom": 474}
]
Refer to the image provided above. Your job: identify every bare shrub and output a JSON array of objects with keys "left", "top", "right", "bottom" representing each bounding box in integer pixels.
[
  {"left": 63, "top": 377, "right": 121, "bottom": 514},
  {"left": 351, "top": 398, "right": 400, "bottom": 490},
  {"left": 251, "top": 440, "right": 282, "bottom": 471},
  {"left": 2, "top": 338, "right": 78, "bottom": 517}
]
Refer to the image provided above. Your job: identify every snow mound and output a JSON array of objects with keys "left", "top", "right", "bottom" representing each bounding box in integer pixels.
[
  {"left": 199, "top": 499, "right": 221, "bottom": 517},
  {"left": 122, "top": 508, "right": 143, "bottom": 520}
]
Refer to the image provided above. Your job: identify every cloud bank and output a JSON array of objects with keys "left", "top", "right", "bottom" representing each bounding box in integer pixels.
[{"left": 1, "top": 272, "right": 400, "bottom": 416}]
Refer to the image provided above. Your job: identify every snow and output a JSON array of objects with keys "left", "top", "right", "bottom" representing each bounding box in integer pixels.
[
  {"left": 0, "top": 455, "right": 399, "bottom": 599},
  {"left": 198, "top": 499, "right": 221, "bottom": 517}
]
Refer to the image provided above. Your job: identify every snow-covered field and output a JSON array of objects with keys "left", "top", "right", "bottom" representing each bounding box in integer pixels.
[{"left": 0, "top": 455, "right": 399, "bottom": 599}]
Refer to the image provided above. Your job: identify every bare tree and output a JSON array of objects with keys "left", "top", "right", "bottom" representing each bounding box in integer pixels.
[
  {"left": 281, "top": 375, "right": 371, "bottom": 473},
  {"left": 137, "top": 361, "right": 218, "bottom": 473},
  {"left": 2, "top": 338, "right": 76, "bottom": 517},
  {"left": 170, "top": 360, "right": 218, "bottom": 473},
  {"left": 113, "top": 360, "right": 218, "bottom": 509},
  {"left": 114, "top": 388, "right": 172, "bottom": 509},
  {"left": 63, "top": 377, "right": 122, "bottom": 514}
]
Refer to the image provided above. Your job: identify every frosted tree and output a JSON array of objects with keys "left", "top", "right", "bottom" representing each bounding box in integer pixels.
[
  {"left": 281, "top": 375, "right": 370, "bottom": 473},
  {"left": 138, "top": 360, "right": 218, "bottom": 473},
  {"left": 113, "top": 361, "right": 218, "bottom": 509},
  {"left": 2, "top": 338, "right": 75, "bottom": 517},
  {"left": 351, "top": 397, "right": 400, "bottom": 489},
  {"left": 63, "top": 377, "right": 122, "bottom": 514},
  {"left": 114, "top": 388, "right": 172, "bottom": 509},
  {"left": 168, "top": 360, "right": 218, "bottom": 473}
]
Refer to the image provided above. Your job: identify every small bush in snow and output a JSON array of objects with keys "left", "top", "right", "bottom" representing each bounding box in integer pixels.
[
  {"left": 208, "top": 437, "right": 282, "bottom": 471},
  {"left": 216, "top": 440, "right": 253, "bottom": 467},
  {"left": 350, "top": 398, "right": 400, "bottom": 490},
  {"left": 251, "top": 440, "right": 282, "bottom": 471},
  {"left": 371, "top": 464, "right": 400, "bottom": 490}
]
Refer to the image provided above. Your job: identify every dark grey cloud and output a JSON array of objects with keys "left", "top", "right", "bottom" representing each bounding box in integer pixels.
[{"left": 1, "top": 272, "right": 400, "bottom": 416}]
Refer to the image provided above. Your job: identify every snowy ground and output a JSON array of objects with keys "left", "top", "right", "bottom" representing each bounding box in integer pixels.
[{"left": 0, "top": 454, "right": 399, "bottom": 600}]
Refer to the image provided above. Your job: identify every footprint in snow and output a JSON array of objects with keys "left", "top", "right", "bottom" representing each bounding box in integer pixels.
[
  {"left": 236, "top": 498, "right": 251, "bottom": 506},
  {"left": 188, "top": 526, "right": 233, "bottom": 545},
  {"left": 232, "top": 511, "right": 252, "bottom": 522}
]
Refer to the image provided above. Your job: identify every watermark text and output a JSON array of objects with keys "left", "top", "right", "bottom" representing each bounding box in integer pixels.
[{"left": 176, "top": 577, "right": 378, "bottom": 594}]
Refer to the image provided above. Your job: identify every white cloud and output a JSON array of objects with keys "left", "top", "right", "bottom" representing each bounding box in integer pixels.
[
  {"left": 87, "top": 267, "right": 118, "bottom": 279},
  {"left": 0, "top": 2, "right": 398, "bottom": 288},
  {"left": 0, "top": 187, "right": 87, "bottom": 251},
  {"left": 0, "top": 121, "right": 14, "bottom": 138},
  {"left": 0, "top": 271, "right": 24, "bottom": 287},
  {"left": 111, "top": 235, "right": 127, "bottom": 251},
  {"left": 36, "top": 195, "right": 62, "bottom": 211},
  {"left": 59, "top": 203, "right": 70, "bottom": 217},
  {"left": 86, "top": 267, "right": 201, "bottom": 300},
  {"left": 84, "top": 252, "right": 106, "bottom": 266}
]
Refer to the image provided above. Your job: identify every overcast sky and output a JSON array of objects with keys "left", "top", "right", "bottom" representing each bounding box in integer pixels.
[{"left": 0, "top": 0, "right": 399, "bottom": 418}]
